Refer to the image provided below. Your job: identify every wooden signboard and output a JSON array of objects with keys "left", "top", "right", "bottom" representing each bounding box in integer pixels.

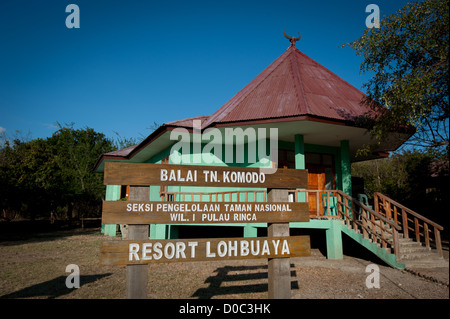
[
  {"left": 100, "top": 235, "right": 310, "bottom": 266},
  {"left": 104, "top": 162, "right": 308, "bottom": 189},
  {"left": 102, "top": 201, "right": 309, "bottom": 225},
  {"left": 101, "top": 162, "right": 310, "bottom": 299}
]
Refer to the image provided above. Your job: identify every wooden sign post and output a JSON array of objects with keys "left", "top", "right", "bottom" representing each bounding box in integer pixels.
[
  {"left": 267, "top": 189, "right": 291, "bottom": 299},
  {"left": 100, "top": 162, "right": 310, "bottom": 299},
  {"left": 126, "top": 186, "right": 149, "bottom": 299}
]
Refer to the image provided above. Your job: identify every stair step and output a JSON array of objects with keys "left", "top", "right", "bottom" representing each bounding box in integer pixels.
[
  {"left": 340, "top": 194, "right": 446, "bottom": 270},
  {"left": 401, "top": 258, "right": 449, "bottom": 268},
  {"left": 383, "top": 232, "right": 408, "bottom": 239},
  {"left": 342, "top": 217, "right": 446, "bottom": 269},
  {"left": 398, "top": 239, "right": 418, "bottom": 245},
  {"left": 400, "top": 247, "right": 431, "bottom": 255},
  {"left": 399, "top": 251, "right": 442, "bottom": 260}
]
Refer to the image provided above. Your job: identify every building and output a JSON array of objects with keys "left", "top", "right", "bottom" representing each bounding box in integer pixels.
[{"left": 95, "top": 35, "right": 445, "bottom": 269}]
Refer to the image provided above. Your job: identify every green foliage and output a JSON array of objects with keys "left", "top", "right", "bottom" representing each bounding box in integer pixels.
[
  {"left": 344, "top": 0, "right": 449, "bottom": 152},
  {"left": 0, "top": 125, "right": 116, "bottom": 221},
  {"left": 352, "top": 149, "right": 449, "bottom": 219},
  {"left": 111, "top": 131, "right": 141, "bottom": 150}
]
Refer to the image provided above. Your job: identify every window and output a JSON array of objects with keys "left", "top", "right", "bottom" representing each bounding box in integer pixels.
[{"left": 277, "top": 149, "right": 296, "bottom": 169}]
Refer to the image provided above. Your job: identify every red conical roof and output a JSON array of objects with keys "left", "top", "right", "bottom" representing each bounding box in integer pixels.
[{"left": 204, "top": 45, "right": 371, "bottom": 127}]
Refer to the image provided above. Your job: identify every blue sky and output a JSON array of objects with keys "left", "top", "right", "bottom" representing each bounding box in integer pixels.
[{"left": 1, "top": 0, "right": 410, "bottom": 142}]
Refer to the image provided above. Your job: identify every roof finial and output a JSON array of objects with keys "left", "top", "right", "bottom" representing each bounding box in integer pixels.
[{"left": 283, "top": 30, "right": 301, "bottom": 47}]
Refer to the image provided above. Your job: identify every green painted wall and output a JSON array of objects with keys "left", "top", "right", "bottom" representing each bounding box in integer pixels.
[
  {"left": 340, "top": 140, "right": 352, "bottom": 196},
  {"left": 155, "top": 140, "right": 271, "bottom": 200},
  {"left": 103, "top": 184, "right": 120, "bottom": 236},
  {"left": 294, "top": 134, "right": 306, "bottom": 202}
]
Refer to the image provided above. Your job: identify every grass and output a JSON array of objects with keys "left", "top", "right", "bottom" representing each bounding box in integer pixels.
[
  {"left": 0, "top": 228, "right": 119, "bottom": 299},
  {"left": 1, "top": 227, "right": 448, "bottom": 300}
]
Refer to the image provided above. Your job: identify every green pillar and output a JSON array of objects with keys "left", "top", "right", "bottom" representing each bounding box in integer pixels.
[
  {"left": 325, "top": 220, "right": 343, "bottom": 259},
  {"left": 340, "top": 140, "right": 352, "bottom": 197},
  {"left": 294, "top": 134, "right": 306, "bottom": 203},
  {"left": 104, "top": 184, "right": 121, "bottom": 236},
  {"left": 244, "top": 224, "right": 258, "bottom": 237},
  {"left": 294, "top": 134, "right": 305, "bottom": 169},
  {"left": 340, "top": 140, "right": 352, "bottom": 219},
  {"left": 150, "top": 224, "right": 167, "bottom": 239}
]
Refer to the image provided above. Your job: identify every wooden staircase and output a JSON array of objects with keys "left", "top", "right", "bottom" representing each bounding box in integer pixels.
[
  {"left": 160, "top": 189, "right": 447, "bottom": 270},
  {"left": 335, "top": 191, "right": 447, "bottom": 269},
  {"left": 340, "top": 219, "right": 406, "bottom": 269},
  {"left": 395, "top": 234, "right": 448, "bottom": 268}
]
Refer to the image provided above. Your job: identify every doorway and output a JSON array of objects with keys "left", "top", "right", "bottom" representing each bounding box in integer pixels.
[
  {"left": 275, "top": 149, "right": 336, "bottom": 215},
  {"left": 305, "top": 153, "right": 335, "bottom": 215}
]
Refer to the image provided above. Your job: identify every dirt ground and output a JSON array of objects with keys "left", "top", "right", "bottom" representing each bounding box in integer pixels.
[{"left": 0, "top": 228, "right": 448, "bottom": 300}]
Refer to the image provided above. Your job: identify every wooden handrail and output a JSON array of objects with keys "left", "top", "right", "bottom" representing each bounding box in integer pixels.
[
  {"left": 375, "top": 192, "right": 444, "bottom": 230},
  {"left": 159, "top": 189, "right": 444, "bottom": 259},
  {"left": 335, "top": 190, "right": 401, "bottom": 257},
  {"left": 374, "top": 192, "right": 444, "bottom": 257},
  {"left": 338, "top": 191, "right": 401, "bottom": 230},
  {"left": 289, "top": 189, "right": 339, "bottom": 218}
]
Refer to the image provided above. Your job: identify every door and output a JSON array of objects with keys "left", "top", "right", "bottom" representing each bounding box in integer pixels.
[
  {"left": 306, "top": 166, "right": 326, "bottom": 215},
  {"left": 306, "top": 153, "right": 335, "bottom": 216}
]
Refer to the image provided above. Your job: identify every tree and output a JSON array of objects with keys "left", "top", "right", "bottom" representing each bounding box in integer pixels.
[
  {"left": 352, "top": 149, "right": 448, "bottom": 225},
  {"left": 0, "top": 125, "right": 116, "bottom": 221},
  {"left": 344, "top": 0, "right": 449, "bottom": 153},
  {"left": 47, "top": 123, "right": 116, "bottom": 220},
  {"left": 0, "top": 137, "right": 57, "bottom": 220}
]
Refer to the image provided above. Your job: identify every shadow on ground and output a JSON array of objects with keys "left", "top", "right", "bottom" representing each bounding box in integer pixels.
[
  {"left": 192, "top": 264, "right": 298, "bottom": 299},
  {"left": 0, "top": 273, "right": 111, "bottom": 299}
]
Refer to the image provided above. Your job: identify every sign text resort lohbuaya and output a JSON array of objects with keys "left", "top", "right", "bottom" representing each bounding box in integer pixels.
[{"left": 100, "top": 236, "right": 311, "bottom": 265}]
